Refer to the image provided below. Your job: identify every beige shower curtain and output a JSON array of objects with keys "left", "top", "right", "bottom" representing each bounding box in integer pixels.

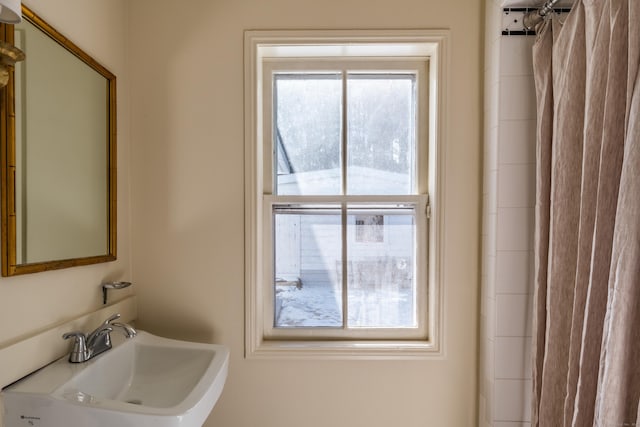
[{"left": 532, "top": 0, "right": 640, "bottom": 426}]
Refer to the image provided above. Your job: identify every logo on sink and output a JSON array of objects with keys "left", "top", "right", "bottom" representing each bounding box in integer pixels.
[{"left": 20, "top": 415, "right": 41, "bottom": 426}]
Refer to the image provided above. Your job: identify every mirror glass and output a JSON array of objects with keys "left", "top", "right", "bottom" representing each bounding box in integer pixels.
[{"left": 1, "top": 6, "right": 116, "bottom": 276}]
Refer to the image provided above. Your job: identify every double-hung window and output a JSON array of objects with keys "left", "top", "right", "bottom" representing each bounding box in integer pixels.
[{"left": 245, "top": 30, "right": 448, "bottom": 357}]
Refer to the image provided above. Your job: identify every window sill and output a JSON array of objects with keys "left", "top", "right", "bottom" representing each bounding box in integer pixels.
[{"left": 246, "top": 338, "right": 443, "bottom": 360}]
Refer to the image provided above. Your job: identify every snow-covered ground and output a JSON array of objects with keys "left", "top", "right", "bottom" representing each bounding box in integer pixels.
[{"left": 275, "top": 283, "right": 415, "bottom": 328}]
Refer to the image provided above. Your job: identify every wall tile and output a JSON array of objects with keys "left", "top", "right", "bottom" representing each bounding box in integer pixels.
[
  {"left": 487, "top": 337, "right": 495, "bottom": 381},
  {"left": 485, "top": 170, "right": 498, "bottom": 214},
  {"left": 485, "top": 376, "right": 495, "bottom": 422},
  {"left": 487, "top": 81, "right": 501, "bottom": 128},
  {"left": 480, "top": 337, "right": 495, "bottom": 398},
  {"left": 498, "top": 120, "right": 536, "bottom": 165},
  {"left": 486, "top": 37, "right": 501, "bottom": 84},
  {"left": 499, "top": 76, "right": 536, "bottom": 121},
  {"left": 483, "top": 231, "right": 497, "bottom": 272},
  {"left": 481, "top": 336, "right": 495, "bottom": 387},
  {"left": 496, "top": 250, "right": 532, "bottom": 294},
  {"left": 481, "top": 284, "right": 488, "bottom": 316},
  {"left": 486, "top": 59, "right": 500, "bottom": 108},
  {"left": 495, "top": 379, "right": 532, "bottom": 422},
  {"left": 500, "top": 36, "right": 535, "bottom": 77},
  {"left": 486, "top": 256, "right": 496, "bottom": 298},
  {"left": 496, "top": 207, "right": 534, "bottom": 251},
  {"left": 486, "top": 126, "right": 499, "bottom": 171},
  {"left": 485, "top": 250, "right": 497, "bottom": 289},
  {"left": 479, "top": 394, "right": 487, "bottom": 426},
  {"left": 481, "top": 303, "right": 496, "bottom": 342},
  {"left": 495, "top": 336, "right": 532, "bottom": 379},
  {"left": 496, "top": 294, "right": 532, "bottom": 337},
  {"left": 482, "top": 227, "right": 495, "bottom": 266},
  {"left": 486, "top": 0, "right": 504, "bottom": 44},
  {"left": 498, "top": 164, "right": 535, "bottom": 208},
  {"left": 486, "top": 121, "right": 499, "bottom": 157},
  {"left": 483, "top": 209, "right": 497, "bottom": 246}
]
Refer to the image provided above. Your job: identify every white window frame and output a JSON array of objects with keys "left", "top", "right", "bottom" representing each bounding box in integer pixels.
[
  {"left": 244, "top": 30, "right": 449, "bottom": 359},
  {"left": 264, "top": 60, "right": 428, "bottom": 340}
]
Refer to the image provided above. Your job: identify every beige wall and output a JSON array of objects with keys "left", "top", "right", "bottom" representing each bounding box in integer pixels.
[
  {"left": 129, "top": 1, "right": 482, "bottom": 426},
  {"left": 0, "top": 0, "right": 131, "bottom": 388}
]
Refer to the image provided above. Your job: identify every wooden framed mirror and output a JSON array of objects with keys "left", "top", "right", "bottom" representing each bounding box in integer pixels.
[{"left": 0, "top": 5, "right": 116, "bottom": 276}]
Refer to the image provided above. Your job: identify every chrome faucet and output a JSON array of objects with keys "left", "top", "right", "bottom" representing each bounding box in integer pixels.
[{"left": 62, "top": 313, "right": 137, "bottom": 363}]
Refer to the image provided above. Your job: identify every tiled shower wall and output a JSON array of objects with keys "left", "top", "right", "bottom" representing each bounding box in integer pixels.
[{"left": 480, "top": 1, "right": 537, "bottom": 426}]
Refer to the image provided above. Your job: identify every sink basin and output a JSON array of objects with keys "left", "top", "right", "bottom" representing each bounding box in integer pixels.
[{"left": 2, "top": 331, "right": 229, "bottom": 427}]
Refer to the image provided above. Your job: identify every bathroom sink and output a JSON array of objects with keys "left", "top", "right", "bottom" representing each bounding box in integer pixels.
[{"left": 2, "top": 331, "right": 229, "bottom": 427}]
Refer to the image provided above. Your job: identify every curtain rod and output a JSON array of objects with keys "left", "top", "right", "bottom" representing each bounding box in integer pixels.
[{"left": 523, "top": 0, "right": 562, "bottom": 29}]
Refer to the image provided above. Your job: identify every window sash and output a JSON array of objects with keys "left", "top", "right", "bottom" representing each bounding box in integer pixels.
[
  {"left": 262, "top": 59, "right": 429, "bottom": 197},
  {"left": 274, "top": 72, "right": 418, "bottom": 197},
  {"left": 262, "top": 194, "right": 429, "bottom": 340}
]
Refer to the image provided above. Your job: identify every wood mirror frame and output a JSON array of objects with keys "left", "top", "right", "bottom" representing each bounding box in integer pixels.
[{"left": 0, "top": 5, "right": 116, "bottom": 276}]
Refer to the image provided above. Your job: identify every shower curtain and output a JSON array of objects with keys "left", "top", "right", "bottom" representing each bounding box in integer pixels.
[{"left": 531, "top": 0, "right": 640, "bottom": 426}]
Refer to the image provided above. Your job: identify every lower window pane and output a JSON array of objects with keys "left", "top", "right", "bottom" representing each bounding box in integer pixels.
[
  {"left": 274, "top": 210, "right": 343, "bottom": 327},
  {"left": 347, "top": 211, "right": 416, "bottom": 328},
  {"left": 273, "top": 205, "right": 417, "bottom": 330}
]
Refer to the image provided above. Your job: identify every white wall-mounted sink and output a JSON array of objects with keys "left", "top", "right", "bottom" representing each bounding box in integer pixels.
[{"left": 2, "top": 331, "right": 229, "bottom": 427}]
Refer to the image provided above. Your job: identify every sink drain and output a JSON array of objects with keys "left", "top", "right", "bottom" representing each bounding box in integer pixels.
[{"left": 126, "top": 399, "right": 143, "bottom": 405}]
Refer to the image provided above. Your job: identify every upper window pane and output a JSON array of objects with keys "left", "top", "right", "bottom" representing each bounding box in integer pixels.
[
  {"left": 274, "top": 72, "right": 417, "bottom": 196},
  {"left": 347, "top": 74, "right": 416, "bottom": 195},
  {"left": 275, "top": 74, "right": 342, "bottom": 195}
]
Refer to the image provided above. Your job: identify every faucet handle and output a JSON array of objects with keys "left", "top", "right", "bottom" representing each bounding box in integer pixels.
[
  {"left": 62, "top": 331, "right": 85, "bottom": 340},
  {"left": 62, "top": 331, "right": 89, "bottom": 363},
  {"left": 111, "top": 322, "right": 137, "bottom": 338}
]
